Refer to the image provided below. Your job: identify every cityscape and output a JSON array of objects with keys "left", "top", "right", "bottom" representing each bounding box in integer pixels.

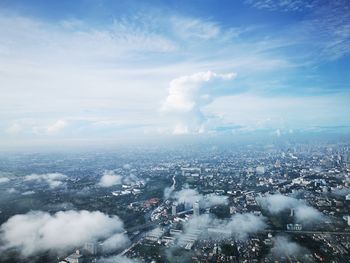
[
  {"left": 0, "top": 138, "right": 350, "bottom": 262},
  {"left": 0, "top": 0, "right": 350, "bottom": 262}
]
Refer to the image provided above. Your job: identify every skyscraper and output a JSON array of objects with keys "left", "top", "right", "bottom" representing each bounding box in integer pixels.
[
  {"left": 193, "top": 201, "right": 200, "bottom": 216},
  {"left": 172, "top": 203, "right": 177, "bottom": 216}
]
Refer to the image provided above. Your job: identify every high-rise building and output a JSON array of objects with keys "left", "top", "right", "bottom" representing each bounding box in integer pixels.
[
  {"left": 172, "top": 204, "right": 177, "bottom": 216},
  {"left": 172, "top": 202, "right": 185, "bottom": 216},
  {"left": 193, "top": 201, "right": 200, "bottom": 216},
  {"left": 64, "top": 250, "right": 84, "bottom": 263},
  {"left": 83, "top": 242, "right": 98, "bottom": 255},
  {"left": 286, "top": 223, "right": 302, "bottom": 231},
  {"left": 290, "top": 208, "right": 295, "bottom": 217}
]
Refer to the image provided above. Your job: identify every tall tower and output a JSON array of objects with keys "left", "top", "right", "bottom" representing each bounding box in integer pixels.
[
  {"left": 172, "top": 203, "right": 177, "bottom": 216},
  {"left": 290, "top": 208, "right": 295, "bottom": 217},
  {"left": 193, "top": 201, "right": 200, "bottom": 216}
]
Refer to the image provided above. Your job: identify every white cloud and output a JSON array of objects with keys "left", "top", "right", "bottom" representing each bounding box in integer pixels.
[
  {"left": 164, "top": 181, "right": 176, "bottom": 199},
  {"left": 258, "top": 194, "right": 324, "bottom": 225},
  {"left": 0, "top": 177, "right": 10, "bottom": 184},
  {"left": 101, "top": 233, "right": 130, "bottom": 253},
  {"left": 245, "top": 0, "right": 318, "bottom": 11},
  {"left": 98, "top": 171, "right": 123, "bottom": 187},
  {"left": 275, "top": 128, "right": 281, "bottom": 137},
  {"left": 258, "top": 194, "right": 297, "bottom": 214},
  {"left": 0, "top": 210, "right": 129, "bottom": 256},
  {"left": 7, "top": 188, "right": 18, "bottom": 194},
  {"left": 5, "top": 123, "right": 22, "bottom": 135},
  {"left": 98, "top": 170, "right": 143, "bottom": 188},
  {"left": 226, "top": 213, "right": 267, "bottom": 239},
  {"left": 98, "top": 255, "right": 140, "bottom": 263},
  {"left": 0, "top": 9, "right": 348, "bottom": 147},
  {"left": 31, "top": 120, "right": 67, "bottom": 135},
  {"left": 174, "top": 188, "right": 200, "bottom": 204},
  {"left": 246, "top": 1, "right": 350, "bottom": 61},
  {"left": 182, "top": 213, "right": 266, "bottom": 240},
  {"left": 294, "top": 205, "right": 323, "bottom": 223},
  {"left": 207, "top": 93, "right": 350, "bottom": 131},
  {"left": 22, "top": 190, "right": 35, "bottom": 196},
  {"left": 162, "top": 71, "right": 235, "bottom": 112},
  {"left": 271, "top": 235, "right": 307, "bottom": 257},
  {"left": 5, "top": 119, "right": 69, "bottom": 137},
  {"left": 172, "top": 123, "right": 190, "bottom": 135},
  {"left": 171, "top": 16, "right": 220, "bottom": 40},
  {"left": 162, "top": 71, "right": 236, "bottom": 134},
  {"left": 46, "top": 120, "right": 67, "bottom": 134},
  {"left": 173, "top": 188, "right": 228, "bottom": 208},
  {"left": 24, "top": 173, "right": 67, "bottom": 189}
]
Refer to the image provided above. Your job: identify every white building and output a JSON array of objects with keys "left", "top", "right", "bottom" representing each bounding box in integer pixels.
[
  {"left": 64, "top": 250, "right": 83, "bottom": 263},
  {"left": 83, "top": 242, "right": 98, "bottom": 255},
  {"left": 193, "top": 201, "right": 200, "bottom": 216}
]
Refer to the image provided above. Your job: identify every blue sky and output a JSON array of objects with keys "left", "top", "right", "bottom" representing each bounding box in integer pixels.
[{"left": 0, "top": 0, "right": 349, "bottom": 148}]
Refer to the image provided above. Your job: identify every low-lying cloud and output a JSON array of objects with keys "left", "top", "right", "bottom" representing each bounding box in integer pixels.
[
  {"left": 182, "top": 213, "right": 267, "bottom": 240},
  {"left": 97, "top": 255, "right": 140, "bottom": 263},
  {"left": 257, "top": 194, "right": 324, "bottom": 225},
  {"left": 164, "top": 185, "right": 175, "bottom": 199},
  {"left": 98, "top": 170, "right": 123, "bottom": 187},
  {"left": 270, "top": 235, "right": 308, "bottom": 257},
  {"left": 101, "top": 232, "right": 130, "bottom": 253},
  {"left": 226, "top": 213, "right": 267, "bottom": 239},
  {"left": 98, "top": 170, "right": 143, "bottom": 188},
  {"left": 0, "top": 177, "right": 10, "bottom": 184},
  {"left": 173, "top": 188, "right": 228, "bottom": 208},
  {"left": 24, "top": 173, "right": 67, "bottom": 188},
  {"left": 0, "top": 210, "right": 129, "bottom": 256}
]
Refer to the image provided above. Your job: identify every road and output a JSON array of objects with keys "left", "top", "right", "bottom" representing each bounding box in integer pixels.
[
  {"left": 263, "top": 229, "right": 350, "bottom": 235},
  {"left": 126, "top": 220, "right": 160, "bottom": 233},
  {"left": 127, "top": 222, "right": 350, "bottom": 237}
]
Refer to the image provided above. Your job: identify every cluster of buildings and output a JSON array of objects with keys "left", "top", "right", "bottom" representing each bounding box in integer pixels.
[
  {"left": 47, "top": 142, "right": 350, "bottom": 262},
  {"left": 122, "top": 143, "right": 350, "bottom": 262}
]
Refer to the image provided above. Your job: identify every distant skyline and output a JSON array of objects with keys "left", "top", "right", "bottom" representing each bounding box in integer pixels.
[{"left": 1, "top": 0, "right": 350, "bottom": 148}]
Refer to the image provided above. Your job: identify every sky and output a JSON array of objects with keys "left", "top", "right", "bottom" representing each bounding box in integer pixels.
[{"left": 0, "top": 0, "right": 349, "bottom": 148}]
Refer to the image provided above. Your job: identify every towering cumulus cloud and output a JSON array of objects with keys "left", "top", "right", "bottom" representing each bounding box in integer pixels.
[
  {"left": 0, "top": 210, "right": 129, "bottom": 256},
  {"left": 162, "top": 71, "right": 236, "bottom": 134}
]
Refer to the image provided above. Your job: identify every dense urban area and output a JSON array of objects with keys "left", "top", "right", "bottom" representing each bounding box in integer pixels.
[{"left": 0, "top": 138, "right": 350, "bottom": 263}]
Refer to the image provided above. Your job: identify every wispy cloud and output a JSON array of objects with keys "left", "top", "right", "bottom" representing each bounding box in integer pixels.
[
  {"left": 246, "top": 0, "right": 350, "bottom": 62},
  {"left": 0, "top": 2, "right": 349, "bottom": 146},
  {"left": 170, "top": 16, "right": 220, "bottom": 40},
  {"left": 245, "top": 0, "right": 318, "bottom": 11}
]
